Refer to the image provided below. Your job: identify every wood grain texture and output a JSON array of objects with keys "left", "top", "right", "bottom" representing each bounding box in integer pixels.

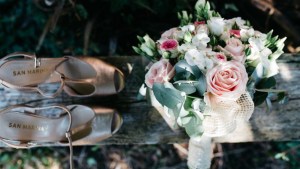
[{"left": 0, "top": 54, "right": 299, "bottom": 146}]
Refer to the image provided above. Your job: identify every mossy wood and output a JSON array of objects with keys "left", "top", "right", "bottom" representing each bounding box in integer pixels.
[{"left": 0, "top": 54, "right": 299, "bottom": 146}]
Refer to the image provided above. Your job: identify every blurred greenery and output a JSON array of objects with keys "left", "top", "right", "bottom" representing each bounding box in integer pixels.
[
  {"left": 0, "top": 0, "right": 299, "bottom": 169},
  {"left": 0, "top": 0, "right": 198, "bottom": 57}
]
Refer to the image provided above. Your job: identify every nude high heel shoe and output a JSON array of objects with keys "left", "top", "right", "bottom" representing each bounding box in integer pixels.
[{"left": 0, "top": 52, "right": 125, "bottom": 98}]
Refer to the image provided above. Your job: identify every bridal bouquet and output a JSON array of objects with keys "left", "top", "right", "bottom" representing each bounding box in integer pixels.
[{"left": 133, "top": 0, "right": 286, "bottom": 139}]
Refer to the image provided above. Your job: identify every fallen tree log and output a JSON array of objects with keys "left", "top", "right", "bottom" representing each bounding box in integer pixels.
[{"left": 0, "top": 54, "right": 299, "bottom": 146}]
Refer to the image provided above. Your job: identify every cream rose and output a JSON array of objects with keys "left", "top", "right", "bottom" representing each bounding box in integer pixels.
[
  {"left": 145, "top": 59, "right": 175, "bottom": 88},
  {"left": 161, "top": 28, "right": 177, "bottom": 39},
  {"left": 224, "top": 38, "right": 245, "bottom": 63},
  {"left": 161, "top": 28, "right": 183, "bottom": 40},
  {"left": 206, "top": 61, "right": 248, "bottom": 100}
]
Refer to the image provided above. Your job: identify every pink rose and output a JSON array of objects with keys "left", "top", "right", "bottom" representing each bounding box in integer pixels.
[
  {"left": 161, "top": 28, "right": 178, "bottom": 39},
  {"left": 206, "top": 61, "right": 248, "bottom": 100},
  {"left": 224, "top": 38, "right": 245, "bottom": 63},
  {"left": 145, "top": 59, "right": 175, "bottom": 88},
  {"left": 213, "top": 53, "right": 227, "bottom": 63},
  {"left": 159, "top": 39, "right": 178, "bottom": 51}
]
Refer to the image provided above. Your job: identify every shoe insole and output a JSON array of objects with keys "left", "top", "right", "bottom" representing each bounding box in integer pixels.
[
  {"left": 0, "top": 105, "right": 94, "bottom": 143},
  {"left": 0, "top": 57, "right": 97, "bottom": 87}
]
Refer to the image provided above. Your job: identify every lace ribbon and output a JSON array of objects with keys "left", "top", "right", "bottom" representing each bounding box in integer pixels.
[
  {"left": 188, "top": 92, "right": 254, "bottom": 169},
  {"left": 203, "top": 92, "right": 254, "bottom": 137}
]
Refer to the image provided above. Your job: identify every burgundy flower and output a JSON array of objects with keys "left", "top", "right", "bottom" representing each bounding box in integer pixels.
[
  {"left": 160, "top": 39, "right": 178, "bottom": 51},
  {"left": 194, "top": 21, "right": 206, "bottom": 26}
]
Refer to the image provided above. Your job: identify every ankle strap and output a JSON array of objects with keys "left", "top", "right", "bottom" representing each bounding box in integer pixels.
[
  {"left": 0, "top": 105, "right": 74, "bottom": 169},
  {"left": 0, "top": 52, "right": 68, "bottom": 98}
]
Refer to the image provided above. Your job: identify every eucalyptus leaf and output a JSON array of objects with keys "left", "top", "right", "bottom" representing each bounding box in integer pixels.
[
  {"left": 173, "top": 80, "right": 198, "bottom": 94},
  {"left": 173, "top": 71, "right": 192, "bottom": 81},
  {"left": 175, "top": 60, "right": 193, "bottom": 73},
  {"left": 247, "top": 78, "right": 255, "bottom": 98},
  {"left": 195, "top": 73, "right": 206, "bottom": 96},
  {"left": 191, "top": 97, "right": 206, "bottom": 113},
  {"left": 175, "top": 60, "right": 202, "bottom": 79},
  {"left": 183, "top": 96, "right": 194, "bottom": 110},
  {"left": 183, "top": 116, "right": 203, "bottom": 138},
  {"left": 253, "top": 91, "right": 268, "bottom": 106},
  {"left": 152, "top": 82, "right": 185, "bottom": 110},
  {"left": 256, "top": 76, "right": 276, "bottom": 89}
]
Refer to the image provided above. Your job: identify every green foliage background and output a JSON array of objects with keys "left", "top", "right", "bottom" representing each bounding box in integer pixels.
[{"left": 0, "top": 0, "right": 198, "bottom": 57}]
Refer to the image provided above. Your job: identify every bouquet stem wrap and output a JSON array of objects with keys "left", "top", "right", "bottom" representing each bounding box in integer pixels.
[{"left": 188, "top": 136, "right": 212, "bottom": 169}]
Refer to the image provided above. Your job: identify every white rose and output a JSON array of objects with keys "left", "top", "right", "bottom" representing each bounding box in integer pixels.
[
  {"left": 207, "top": 17, "right": 225, "bottom": 36},
  {"left": 192, "top": 33, "right": 210, "bottom": 49}
]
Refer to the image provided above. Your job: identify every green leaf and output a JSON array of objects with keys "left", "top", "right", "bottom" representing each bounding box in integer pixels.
[
  {"left": 173, "top": 81, "right": 197, "bottom": 94},
  {"left": 195, "top": 73, "right": 206, "bottom": 96},
  {"left": 183, "top": 96, "right": 194, "bottom": 110},
  {"left": 178, "top": 11, "right": 192, "bottom": 26},
  {"left": 91, "top": 145, "right": 100, "bottom": 152},
  {"left": 245, "top": 47, "right": 251, "bottom": 56},
  {"left": 75, "top": 4, "right": 88, "bottom": 20},
  {"left": 152, "top": 82, "right": 185, "bottom": 109},
  {"left": 253, "top": 91, "right": 268, "bottom": 106},
  {"left": 175, "top": 60, "right": 202, "bottom": 79},
  {"left": 143, "top": 35, "right": 156, "bottom": 49},
  {"left": 173, "top": 71, "right": 193, "bottom": 81},
  {"left": 278, "top": 92, "right": 288, "bottom": 104},
  {"left": 256, "top": 76, "right": 276, "bottom": 89},
  {"left": 184, "top": 116, "right": 203, "bottom": 137},
  {"left": 137, "top": 35, "right": 144, "bottom": 43},
  {"left": 132, "top": 46, "right": 142, "bottom": 54},
  {"left": 140, "top": 44, "right": 154, "bottom": 56}
]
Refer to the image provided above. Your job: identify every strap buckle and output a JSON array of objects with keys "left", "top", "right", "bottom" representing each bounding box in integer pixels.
[{"left": 34, "top": 56, "right": 41, "bottom": 68}]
